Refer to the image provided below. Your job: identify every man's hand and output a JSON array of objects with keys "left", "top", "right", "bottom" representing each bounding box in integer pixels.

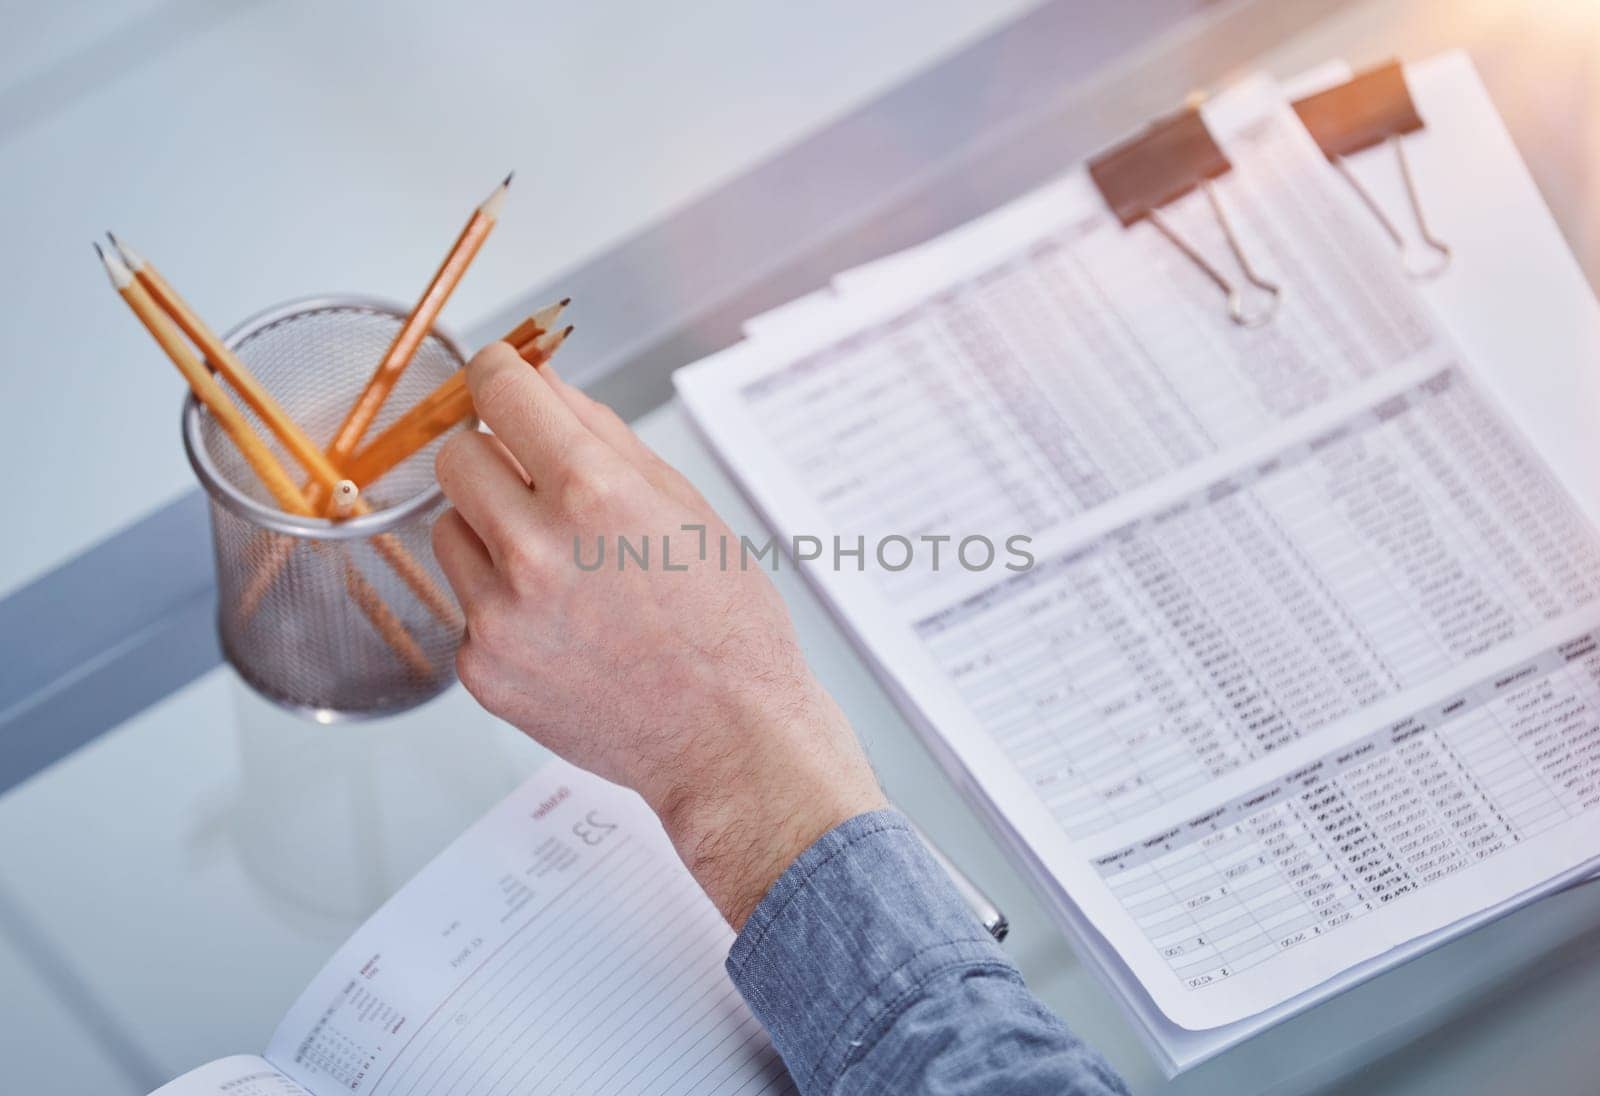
[{"left": 432, "top": 342, "right": 886, "bottom": 928}]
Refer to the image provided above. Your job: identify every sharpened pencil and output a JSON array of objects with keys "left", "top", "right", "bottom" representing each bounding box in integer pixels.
[
  {"left": 107, "top": 233, "right": 354, "bottom": 497},
  {"left": 97, "top": 243, "right": 434, "bottom": 677},
  {"left": 344, "top": 315, "right": 570, "bottom": 490},
  {"left": 321, "top": 173, "right": 511, "bottom": 475},
  {"left": 502, "top": 297, "right": 569, "bottom": 349},
  {"left": 108, "top": 233, "right": 461, "bottom": 631}
]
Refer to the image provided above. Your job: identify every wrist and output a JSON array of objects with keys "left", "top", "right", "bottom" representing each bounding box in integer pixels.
[
  {"left": 651, "top": 706, "right": 886, "bottom": 930},
  {"left": 666, "top": 779, "right": 883, "bottom": 931}
]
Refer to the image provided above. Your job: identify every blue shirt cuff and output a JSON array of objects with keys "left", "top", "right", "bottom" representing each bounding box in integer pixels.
[{"left": 726, "top": 810, "right": 1016, "bottom": 1092}]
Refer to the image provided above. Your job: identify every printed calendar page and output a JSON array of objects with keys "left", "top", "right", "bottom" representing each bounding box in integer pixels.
[{"left": 150, "top": 1055, "right": 309, "bottom": 1095}]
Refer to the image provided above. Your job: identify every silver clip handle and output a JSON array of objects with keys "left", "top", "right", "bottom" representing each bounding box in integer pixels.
[
  {"left": 1330, "top": 135, "right": 1451, "bottom": 280},
  {"left": 1148, "top": 179, "right": 1281, "bottom": 327}
]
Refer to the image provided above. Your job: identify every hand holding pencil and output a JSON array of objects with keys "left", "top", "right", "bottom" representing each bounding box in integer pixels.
[{"left": 98, "top": 173, "right": 574, "bottom": 698}]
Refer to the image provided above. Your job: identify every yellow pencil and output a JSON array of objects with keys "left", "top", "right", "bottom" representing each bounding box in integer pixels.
[
  {"left": 345, "top": 310, "right": 571, "bottom": 490},
  {"left": 97, "top": 243, "right": 433, "bottom": 677},
  {"left": 320, "top": 173, "right": 511, "bottom": 483},
  {"left": 108, "top": 234, "right": 460, "bottom": 629}
]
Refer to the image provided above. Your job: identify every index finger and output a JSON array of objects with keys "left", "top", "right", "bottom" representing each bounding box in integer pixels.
[{"left": 464, "top": 341, "right": 605, "bottom": 488}]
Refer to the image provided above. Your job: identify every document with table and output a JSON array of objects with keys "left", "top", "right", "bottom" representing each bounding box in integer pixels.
[
  {"left": 676, "top": 52, "right": 1600, "bottom": 1067},
  {"left": 150, "top": 760, "right": 793, "bottom": 1095}
]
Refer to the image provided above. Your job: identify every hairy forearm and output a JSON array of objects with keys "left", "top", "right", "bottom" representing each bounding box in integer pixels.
[{"left": 654, "top": 696, "right": 888, "bottom": 929}]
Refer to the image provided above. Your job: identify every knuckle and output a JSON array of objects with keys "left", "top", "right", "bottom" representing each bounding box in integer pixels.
[
  {"left": 433, "top": 434, "right": 464, "bottom": 487},
  {"left": 435, "top": 433, "right": 484, "bottom": 493},
  {"left": 463, "top": 599, "right": 513, "bottom": 655},
  {"left": 455, "top": 642, "right": 495, "bottom": 700},
  {"left": 596, "top": 402, "right": 631, "bottom": 435},
  {"left": 471, "top": 362, "right": 525, "bottom": 421},
  {"left": 467, "top": 341, "right": 524, "bottom": 384},
  {"left": 501, "top": 539, "right": 550, "bottom": 593},
  {"left": 557, "top": 457, "right": 627, "bottom": 517}
]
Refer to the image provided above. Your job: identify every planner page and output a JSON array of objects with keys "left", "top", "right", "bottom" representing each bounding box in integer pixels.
[
  {"left": 150, "top": 1056, "right": 308, "bottom": 1096},
  {"left": 263, "top": 760, "right": 792, "bottom": 1095},
  {"left": 675, "top": 73, "right": 1600, "bottom": 1029}
]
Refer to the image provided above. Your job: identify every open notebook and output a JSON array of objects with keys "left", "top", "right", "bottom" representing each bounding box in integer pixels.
[
  {"left": 677, "top": 52, "right": 1600, "bottom": 1070},
  {"left": 150, "top": 760, "right": 792, "bottom": 1095}
]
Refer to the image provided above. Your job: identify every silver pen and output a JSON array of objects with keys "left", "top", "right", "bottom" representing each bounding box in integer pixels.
[{"left": 911, "top": 822, "right": 1009, "bottom": 942}]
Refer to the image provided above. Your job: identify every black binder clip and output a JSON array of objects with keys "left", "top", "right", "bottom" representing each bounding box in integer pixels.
[
  {"left": 1089, "top": 105, "right": 1280, "bottom": 327},
  {"left": 1293, "top": 61, "right": 1450, "bottom": 279}
]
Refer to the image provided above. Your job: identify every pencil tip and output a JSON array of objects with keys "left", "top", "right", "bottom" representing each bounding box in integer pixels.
[
  {"left": 560, "top": 297, "right": 571, "bottom": 307},
  {"left": 481, "top": 174, "right": 513, "bottom": 217},
  {"left": 105, "top": 232, "right": 145, "bottom": 271},
  {"left": 95, "top": 240, "right": 134, "bottom": 288},
  {"left": 533, "top": 323, "right": 573, "bottom": 349},
  {"left": 503, "top": 171, "right": 515, "bottom": 188}
]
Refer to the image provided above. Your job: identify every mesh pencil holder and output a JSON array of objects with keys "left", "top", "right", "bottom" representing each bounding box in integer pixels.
[{"left": 183, "top": 296, "right": 470, "bottom": 721}]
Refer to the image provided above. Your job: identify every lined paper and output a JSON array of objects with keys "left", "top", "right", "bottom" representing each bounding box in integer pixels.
[{"left": 265, "top": 762, "right": 793, "bottom": 1096}]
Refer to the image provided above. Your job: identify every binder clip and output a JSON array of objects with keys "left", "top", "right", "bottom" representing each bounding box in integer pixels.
[
  {"left": 1089, "top": 105, "right": 1280, "bottom": 327},
  {"left": 1293, "top": 61, "right": 1450, "bottom": 279}
]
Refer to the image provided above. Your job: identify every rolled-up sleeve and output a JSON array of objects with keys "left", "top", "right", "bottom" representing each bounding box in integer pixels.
[{"left": 726, "top": 810, "right": 1128, "bottom": 1095}]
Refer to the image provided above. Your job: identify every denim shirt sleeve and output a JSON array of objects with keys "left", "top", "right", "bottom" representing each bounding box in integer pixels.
[{"left": 726, "top": 810, "right": 1129, "bottom": 1095}]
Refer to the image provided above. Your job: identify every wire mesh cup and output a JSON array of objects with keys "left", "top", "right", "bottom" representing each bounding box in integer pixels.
[{"left": 183, "top": 296, "right": 470, "bottom": 720}]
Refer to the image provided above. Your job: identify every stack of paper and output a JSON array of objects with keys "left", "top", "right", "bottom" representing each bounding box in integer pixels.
[{"left": 675, "top": 52, "right": 1600, "bottom": 1071}]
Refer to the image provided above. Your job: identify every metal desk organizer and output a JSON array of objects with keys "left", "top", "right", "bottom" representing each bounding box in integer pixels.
[{"left": 183, "top": 296, "right": 469, "bottom": 720}]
